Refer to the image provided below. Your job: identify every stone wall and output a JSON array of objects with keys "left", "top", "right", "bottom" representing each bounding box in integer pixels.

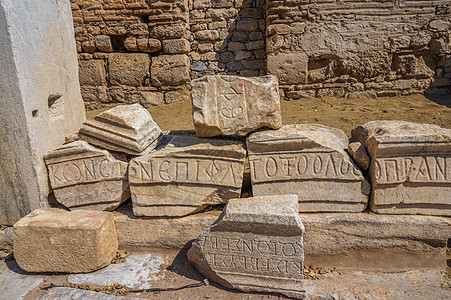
[
  {"left": 72, "top": 0, "right": 191, "bottom": 109},
  {"left": 72, "top": 0, "right": 266, "bottom": 109},
  {"left": 72, "top": 0, "right": 450, "bottom": 109},
  {"left": 266, "top": 0, "right": 451, "bottom": 99},
  {"left": 190, "top": 0, "right": 266, "bottom": 78}
]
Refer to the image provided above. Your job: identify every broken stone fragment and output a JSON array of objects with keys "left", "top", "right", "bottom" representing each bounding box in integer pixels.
[
  {"left": 13, "top": 208, "right": 118, "bottom": 273},
  {"left": 191, "top": 75, "right": 282, "bottom": 137},
  {"left": 352, "top": 120, "right": 451, "bottom": 216},
  {"left": 79, "top": 103, "right": 162, "bottom": 155},
  {"left": 44, "top": 141, "right": 129, "bottom": 211},
  {"left": 129, "top": 135, "right": 246, "bottom": 217},
  {"left": 247, "top": 124, "right": 370, "bottom": 212},
  {"left": 348, "top": 142, "right": 370, "bottom": 170},
  {"left": 188, "top": 195, "right": 306, "bottom": 299}
]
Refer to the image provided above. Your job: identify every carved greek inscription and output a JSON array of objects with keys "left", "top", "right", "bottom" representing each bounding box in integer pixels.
[
  {"left": 217, "top": 78, "right": 248, "bottom": 128},
  {"left": 249, "top": 153, "right": 361, "bottom": 182},
  {"left": 201, "top": 233, "right": 303, "bottom": 278},
  {"left": 372, "top": 156, "right": 451, "bottom": 184},
  {"left": 129, "top": 157, "right": 242, "bottom": 187},
  {"left": 48, "top": 157, "right": 125, "bottom": 188},
  {"left": 60, "top": 181, "right": 120, "bottom": 207}
]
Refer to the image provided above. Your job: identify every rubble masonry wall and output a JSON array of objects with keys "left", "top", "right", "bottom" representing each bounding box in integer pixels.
[{"left": 72, "top": 0, "right": 451, "bottom": 109}]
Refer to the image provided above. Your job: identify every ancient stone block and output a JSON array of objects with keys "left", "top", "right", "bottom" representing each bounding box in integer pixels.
[
  {"left": 79, "top": 104, "right": 163, "bottom": 155},
  {"left": 151, "top": 54, "right": 190, "bottom": 87},
  {"left": 188, "top": 195, "right": 306, "bottom": 299},
  {"left": 150, "top": 24, "right": 186, "bottom": 39},
  {"left": 164, "top": 88, "right": 190, "bottom": 104},
  {"left": 13, "top": 208, "right": 117, "bottom": 273},
  {"left": 193, "top": 30, "right": 220, "bottom": 41},
  {"left": 0, "top": 0, "right": 86, "bottom": 225},
  {"left": 248, "top": 124, "right": 370, "bottom": 212},
  {"left": 192, "top": 75, "right": 282, "bottom": 137},
  {"left": 162, "top": 39, "right": 190, "bottom": 54},
  {"left": 115, "top": 206, "right": 450, "bottom": 270},
  {"left": 78, "top": 59, "right": 107, "bottom": 86},
  {"left": 129, "top": 135, "right": 246, "bottom": 216},
  {"left": 267, "top": 53, "right": 308, "bottom": 85},
  {"left": 124, "top": 37, "right": 138, "bottom": 51},
  {"left": 95, "top": 35, "right": 112, "bottom": 52},
  {"left": 137, "top": 38, "right": 161, "bottom": 53},
  {"left": 108, "top": 53, "right": 150, "bottom": 87},
  {"left": 352, "top": 121, "right": 451, "bottom": 216},
  {"left": 140, "top": 91, "right": 164, "bottom": 108},
  {"left": 44, "top": 141, "right": 129, "bottom": 211}
]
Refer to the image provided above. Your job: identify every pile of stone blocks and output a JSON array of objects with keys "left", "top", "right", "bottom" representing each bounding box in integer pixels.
[{"left": 10, "top": 74, "right": 450, "bottom": 298}]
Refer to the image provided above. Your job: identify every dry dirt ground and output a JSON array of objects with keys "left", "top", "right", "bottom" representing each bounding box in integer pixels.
[{"left": 87, "top": 94, "right": 451, "bottom": 135}]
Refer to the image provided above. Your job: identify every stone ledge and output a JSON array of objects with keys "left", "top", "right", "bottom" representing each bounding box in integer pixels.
[{"left": 114, "top": 205, "right": 451, "bottom": 270}]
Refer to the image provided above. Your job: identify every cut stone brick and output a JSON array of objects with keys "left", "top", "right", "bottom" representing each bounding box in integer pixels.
[
  {"left": 44, "top": 141, "right": 129, "bottom": 211},
  {"left": 79, "top": 104, "right": 163, "bottom": 155},
  {"left": 129, "top": 135, "right": 246, "bottom": 217},
  {"left": 13, "top": 208, "right": 117, "bottom": 273},
  {"left": 188, "top": 195, "right": 306, "bottom": 299},
  {"left": 108, "top": 53, "right": 150, "bottom": 87},
  {"left": 151, "top": 54, "right": 190, "bottom": 87},
  {"left": 247, "top": 124, "right": 370, "bottom": 212},
  {"left": 352, "top": 120, "right": 451, "bottom": 216},
  {"left": 192, "top": 75, "right": 282, "bottom": 137}
]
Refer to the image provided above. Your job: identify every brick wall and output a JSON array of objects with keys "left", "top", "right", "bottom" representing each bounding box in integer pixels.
[
  {"left": 72, "top": 0, "right": 191, "bottom": 109},
  {"left": 189, "top": 0, "right": 266, "bottom": 78},
  {"left": 266, "top": 0, "right": 451, "bottom": 99},
  {"left": 72, "top": 0, "right": 451, "bottom": 109}
]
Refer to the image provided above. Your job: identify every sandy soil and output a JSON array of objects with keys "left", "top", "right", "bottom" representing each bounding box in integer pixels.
[{"left": 87, "top": 94, "right": 451, "bottom": 135}]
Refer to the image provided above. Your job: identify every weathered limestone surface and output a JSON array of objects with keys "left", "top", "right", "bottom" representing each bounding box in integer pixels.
[
  {"left": 352, "top": 121, "right": 451, "bottom": 216},
  {"left": 188, "top": 195, "right": 306, "bottom": 299},
  {"left": 129, "top": 135, "right": 246, "bottom": 216},
  {"left": 302, "top": 213, "right": 451, "bottom": 270},
  {"left": 44, "top": 141, "right": 130, "bottom": 211},
  {"left": 114, "top": 207, "right": 450, "bottom": 270},
  {"left": 13, "top": 208, "right": 117, "bottom": 273},
  {"left": 266, "top": 0, "right": 450, "bottom": 98},
  {"left": 79, "top": 104, "right": 162, "bottom": 155},
  {"left": 0, "top": 259, "right": 44, "bottom": 300},
  {"left": 348, "top": 142, "right": 370, "bottom": 170},
  {"left": 0, "top": 227, "right": 13, "bottom": 251},
  {"left": 248, "top": 125, "right": 370, "bottom": 212},
  {"left": 35, "top": 287, "right": 142, "bottom": 300},
  {"left": 0, "top": 0, "right": 86, "bottom": 225},
  {"left": 114, "top": 205, "right": 219, "bottom": 251},
  {"left": 191, "top": 75, "right": 282, "bottom": 137}
]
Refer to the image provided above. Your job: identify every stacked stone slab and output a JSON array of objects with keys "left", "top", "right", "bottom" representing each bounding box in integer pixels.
[
  {"left": 192, "top": 75, "right": 282, "bottom": 137},
  {"left": 188, "top": 195, "right": 306, "bottom": 299},
  {"left": 247, "top": 124, "right": 370, "bottom": 212},
  {"left": 129, "top": 135, "right": 246, "bottom": 217},
  {"left": 78, "top": 103, "right": 163, "bottom": 155},
  {"left": 352, "top": 120, "right": 451, "bottom": 216},
  {"left": 44, "top": 103, "right": 162, "bottom": 211},
  {"left": 13, "top": 208, "right": 117, "bottom": 273},
  {"left": 44, "top": 141, "right": 129, "bottom": 211}
]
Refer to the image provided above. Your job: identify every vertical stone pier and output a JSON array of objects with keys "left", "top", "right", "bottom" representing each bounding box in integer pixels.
[{"left": 0, "top": 0, "right": 86, "bottom": 225}]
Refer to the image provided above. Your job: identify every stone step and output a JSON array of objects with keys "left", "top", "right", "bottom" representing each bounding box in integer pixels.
[{"left": 114, "top": 205, "right": 451, "bottom": 270}]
